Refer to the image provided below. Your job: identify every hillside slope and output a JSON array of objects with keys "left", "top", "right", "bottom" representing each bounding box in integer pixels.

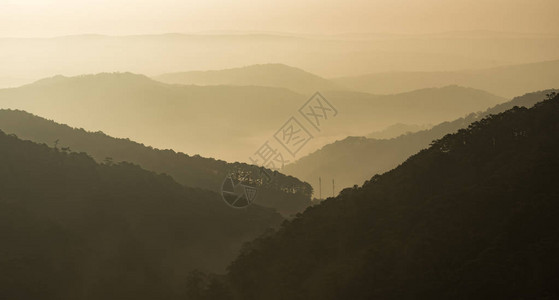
[
  {"left": 0, "top": 130, "right": 283, "bottom": 299},
  {"left": 283, "top": 90, "right": 554, "bottom": 194},
  {"left": 218, "top": 93, "right": 559, "bottom": 299},
  {"left": 0, "top": 109, "right": 312, "bottom": 216}
]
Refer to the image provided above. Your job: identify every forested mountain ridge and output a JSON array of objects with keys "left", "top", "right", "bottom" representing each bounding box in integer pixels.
[
  {"left": 0, "top": 130, "right": 284, "bottom": 299},
  {"left": 283, "top": 90, "right": 556, "bottom": 194},
  {"left": 208, "top": 93, "right": 559, "bottom": 299},
  {"left": 0, "top": 109, "right": 312, "bottom": 216}
]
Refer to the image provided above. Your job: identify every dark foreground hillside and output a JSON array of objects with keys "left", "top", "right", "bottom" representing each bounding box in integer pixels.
[
  {"left": 0, "top": 132, "right": 282, "bottom": 300},
  {"left": 0, "top": 110, "right": 312, "bottom": 216},
  {"left": 206, "top": 94, "right": 559, "bottom": 299}
]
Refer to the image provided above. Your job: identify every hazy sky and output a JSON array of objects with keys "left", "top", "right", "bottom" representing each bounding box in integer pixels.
[{"left": 1, "top": 0, "right": 558, "bottom": 38}]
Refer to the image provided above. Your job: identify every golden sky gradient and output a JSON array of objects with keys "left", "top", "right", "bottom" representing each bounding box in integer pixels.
[{"left": 1, "top": 0, "right": 558, "bottom": 37}]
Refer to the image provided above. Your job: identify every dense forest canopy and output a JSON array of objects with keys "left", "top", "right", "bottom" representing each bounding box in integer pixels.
[
  {"left": 194, "top": 94, "right": 559, "bottom": 299},
  {"left": 0, "top": 131, "right": 284, "bottom": 299}
]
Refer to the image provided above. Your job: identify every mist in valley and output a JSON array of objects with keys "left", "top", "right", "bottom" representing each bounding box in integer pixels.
[{"left": 1, "top": 0, "right": 559, "bottom": 299}]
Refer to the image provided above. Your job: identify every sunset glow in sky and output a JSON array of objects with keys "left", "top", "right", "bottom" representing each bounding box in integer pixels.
[{"left": 1, "top": 0, "right": 558, "bottom": 37}]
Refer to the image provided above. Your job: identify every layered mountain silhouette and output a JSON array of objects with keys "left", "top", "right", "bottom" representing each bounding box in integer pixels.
[
  {"left": 0, "top": 130, "right": 283, "bottom": 299},
  {"left": 155, "top": 64, "right": 343, "bottom": 95},
  {"left": 3, "top": 32, "right": 559, "bottom": 83},
  {"left": 322, "top": 86, "right": 504, "bottom": 137},
  {"left": 333, "top": 59, "right": 559, "bottom": 98},
  {"left": 0, "top": 109, "right": 312, "bottom": 216},
  {"left": 0, "top": 73, "right": 504, "bottom": 162},
  {"left": 283, "top": 90, "right": 555, "bottom": 194},
  {"left": 206, "top": 93, "right": 559, "bottom": 299},
  {"left": 0, "top": 72, "right": 306, "bottom": 162}
]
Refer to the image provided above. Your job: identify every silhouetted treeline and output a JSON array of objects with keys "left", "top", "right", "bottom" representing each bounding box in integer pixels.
[
  {"left": 0, "top": 131, "right": 283, "bottom": 299},
  {"left": 0, "top": 109, "right": 312, "bottom": 215},
  {"left": 284, "top": 90, "right": 557, "bottom": 193},
  {"left": 200, "top": 93, "right": 559, "bottom": 299}
]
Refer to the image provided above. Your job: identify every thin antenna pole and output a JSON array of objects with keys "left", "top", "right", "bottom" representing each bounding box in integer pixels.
[
  {"left": 332, "top": 179, "right": 335, "bottom": 197},
  {"left": 319, "top": 177, "right": 322, "bottom": 200}
]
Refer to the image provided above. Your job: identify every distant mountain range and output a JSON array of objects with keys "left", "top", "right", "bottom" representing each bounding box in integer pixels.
[
  {"left": 210, "top": 93, "right": 559, "bottom": 299},
  {"left": 156, "top": 60, "right": 559, "bottom": 100},
  {"left": 283, "top": 90, "right": 555, "bottom": 195},
  {"left": 0, "top": 129, "right": 283, "bottom": 299},
  {"left": 318, "top": 86, "right": 504, "bottom": 138},
  {"left": 0, "top": 73, "right": 503, "bottom": 162},
  {"left": 333, "top": 59, "right": 559, "bottom": 98},
  {"left": 0, "top": 72, "right": 306, "bottom": 162},
  {"left": 2, "top": 32, "right": 559, "bottom": 83},
  {"left": 155, "top": 64, "right": 343, "bottom": 95}
]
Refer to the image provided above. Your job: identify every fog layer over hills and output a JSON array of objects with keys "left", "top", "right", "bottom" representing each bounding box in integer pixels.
[
  {"left": 0, "top": 72, "right": 504, "bottom": 163},
  {"left": 283, "top": 90, "right": 554, "bottom": 195}
]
